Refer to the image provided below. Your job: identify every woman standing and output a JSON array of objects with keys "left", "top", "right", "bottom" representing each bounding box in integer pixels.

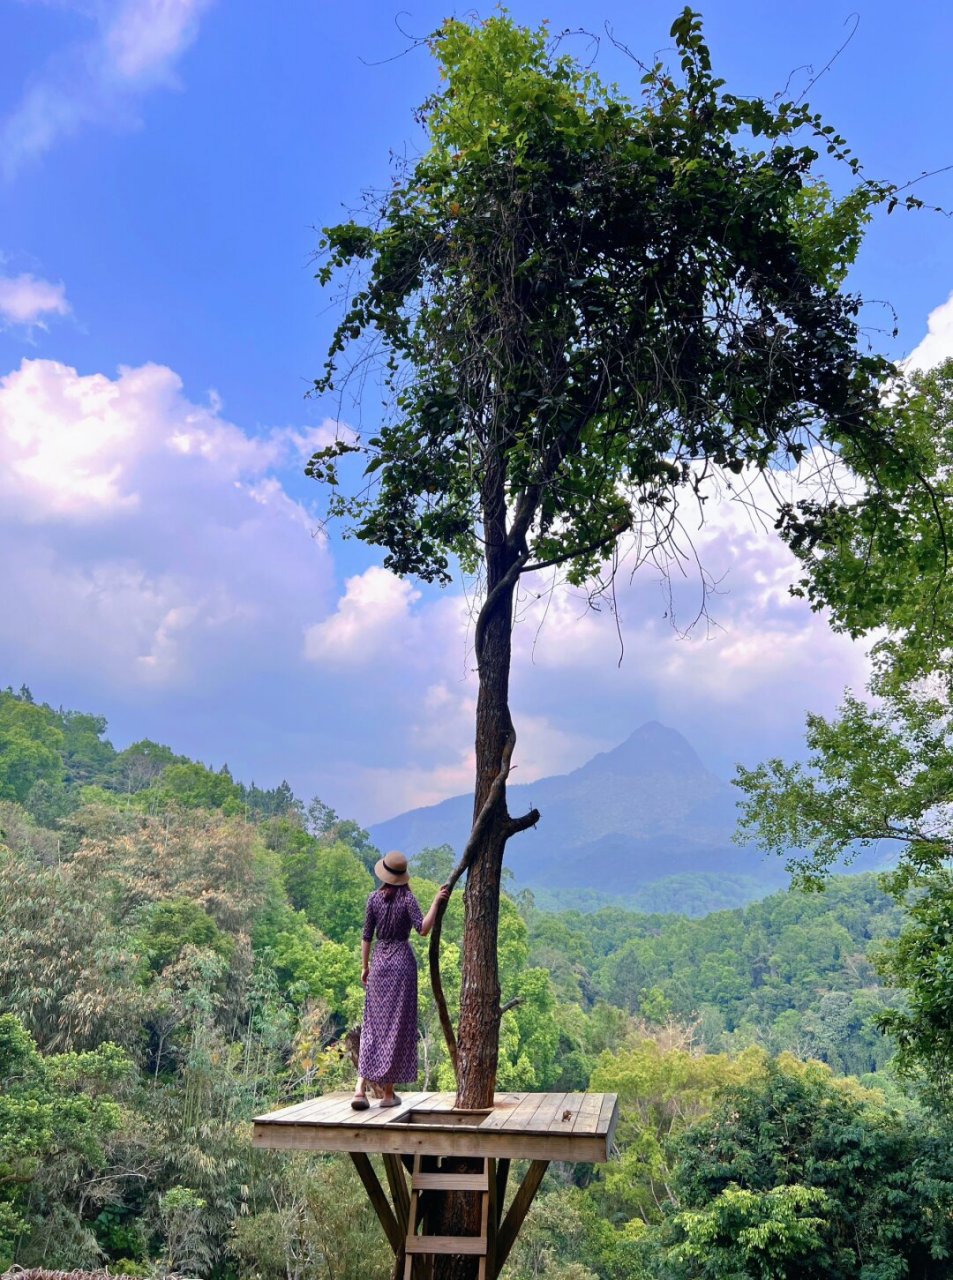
[{"left": 352, "top": 851, "right": 449, "bottom": 1109}]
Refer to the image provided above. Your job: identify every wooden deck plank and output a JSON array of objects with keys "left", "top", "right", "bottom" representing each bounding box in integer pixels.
[
  {"left": 251, "top": 1100, "right": 307, "bottom": 1123},
  {"left": 597, "top": 1093, "right": 618, "bottom": 1135},
  {"left": 599, "top": 1094, "right": 620, "bottom": 1152},
  {"left": 255, "top": 1095, "right": 341, "bottom": 1124},
  {"left": 321, "top": 1095, "right": 402, "bottom": 1126},
  {"left": 407, "top": 1092, "right": 456, "bottom": 1112},
  {"left": 304, "top": 1094, "right": 357, "bottom": 1120},
  {"left": 480, "top": 1093, "right": 538, "bottom": 1131},
  {"left": 542, "top": 1093, "right": 587, "bottom": 1136},
  {"left": 568, "top": 1092, "right": 602, "bottom": 1135},
  {"left": 405, "top": 1236, "right": 486, "bottom": 1257},
  {"left": 306, "top": 1096, "right": 367, "bottom": 1125},
  {"left": 361, "top": 1091, "right": 435, "bottom": 1126},
  {"left": 520, "top": 1092, "right": 569, "bottom": 1133},
  {"left": 255, "top": 1093, "right": 358, "bottom": 1125}
]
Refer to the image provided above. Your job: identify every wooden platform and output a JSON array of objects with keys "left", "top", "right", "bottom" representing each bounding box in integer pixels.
[
  {"left": 253, "top": 1090, "right": 618, "bottom": 1163},
  {"left": 253, "top": 1091, "right": 618, "bottom": 1279}
]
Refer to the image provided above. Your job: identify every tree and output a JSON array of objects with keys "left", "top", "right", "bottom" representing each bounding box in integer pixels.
[
  {"left": 782, "top": 357, "right": 953, "bottom": 687},
  {"left": 590, "top": 1039, "right": 764, "bottom": 1223},
  {"left": 658, "top": 1184, "right": 830, "bottom": 1280},
  {"left": 137, "top": 899, "right": 235, "bottom": 975},
  {"left": 58, "top": 710, "right": 115, "bottom": 789},
  {"left": 412, "top": 843, "right": 456, "bottom": 883},
  {"left": 662, "top": 1057, "right": 953, "bottom": 1278},
  {"left": 308, "top": 10, "right": 931, "bottom": 1110},
  {"left": 114, "top": 739, "right": 183, "bottom": 793},
  {"left": 736, "top": 363, "right": 953, "bottom": 1099},
  {"left": 0, "top": 692, "right": 64, "bottom": 804},
  {"left": 156, "top": 760, "right": 244, "bottom": 813},
  {"left": 0, "top": 1014, "right": 133, "bottom": 1270}
]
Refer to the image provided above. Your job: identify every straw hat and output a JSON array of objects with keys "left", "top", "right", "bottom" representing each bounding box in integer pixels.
[{"left": 374, "top": 850, "right": 410, "bottom": 885}]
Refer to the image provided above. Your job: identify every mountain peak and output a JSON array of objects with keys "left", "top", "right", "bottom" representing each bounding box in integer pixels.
[{"left": 578, "top": 721, "right": 707, "bottom": 778}]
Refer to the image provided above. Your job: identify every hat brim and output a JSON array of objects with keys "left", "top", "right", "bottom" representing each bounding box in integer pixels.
[{"left": 374, "top": 856, "right": 410, "bottom": 885}]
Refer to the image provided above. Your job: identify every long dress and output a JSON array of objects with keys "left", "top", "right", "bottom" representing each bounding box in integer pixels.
[{"left": 358, "top": 886, "right": 424, "bottom": 1084}]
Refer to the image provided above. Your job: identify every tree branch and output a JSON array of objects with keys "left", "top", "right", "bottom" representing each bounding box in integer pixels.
[
  {"left": 429, "top": 728, "right": 519, "bottom": 1078},
  {"left": 498, "top": 996, "right": 522, "bottom": 1017},
  {"left": 506, "top": 807, "right": 540, "bottom": 837},
  {"left": 473, "top": 550, "right": 529, "bottom": 664},
  {"left": 522, "top": 516, "right": 632, "bottom": 575}
]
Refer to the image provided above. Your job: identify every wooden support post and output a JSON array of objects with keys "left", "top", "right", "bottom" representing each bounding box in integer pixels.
[
  {"left": 494, "top": 1160, "right": 549, "bottom": 1276},
  {"left": 348, "top": 1153, "right": 402, "bottom": 1254},
  {"left": 485, "top": 1158, "right": 497, "bottom": 1280},
  {"left": 495, "top": 1159, "right": 510, "bottom": 1218},
  {"left": 382, "top": 1152, "right": 411, "bottom": 1232},
  {"left": 382, "top": 1154, "right": 410, "bottom": 1280}
]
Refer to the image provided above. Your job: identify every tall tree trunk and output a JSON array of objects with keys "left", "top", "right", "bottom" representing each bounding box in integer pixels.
[
  {"left": 455, "top": 569, "right": 513, "bottom": 1109},
  {"left": 429, "top": 475, "right": 530, "bottom": 1280},
  {"left": 454, "top": 445, "right": 524, "bottom": 1109}
]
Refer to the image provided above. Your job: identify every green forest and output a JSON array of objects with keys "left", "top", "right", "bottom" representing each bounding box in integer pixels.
[{"left": 2, "top": 684, "right": 952, "bottom": 1279}]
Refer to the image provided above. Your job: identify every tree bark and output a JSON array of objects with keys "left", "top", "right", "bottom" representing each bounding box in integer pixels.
[{"left": 454, "top": 451, "right": 522, "bottom": 1109}]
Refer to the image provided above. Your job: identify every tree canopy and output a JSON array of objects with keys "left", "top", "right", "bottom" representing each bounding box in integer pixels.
[
  {"left": 737, "top": 360, "right": 953, "bottom": 1104},
  {"left": 311, "top": 11, "right": 931, "bottom": 591}
]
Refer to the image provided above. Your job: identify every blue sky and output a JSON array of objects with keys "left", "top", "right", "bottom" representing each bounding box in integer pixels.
[{"left": 1, "top": 0, "right": 952, "bottom": 825}]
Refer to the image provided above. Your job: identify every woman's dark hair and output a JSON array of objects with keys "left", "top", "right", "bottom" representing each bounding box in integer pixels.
[{"left": 381, "top": 882, "right": 408, "bottom": 901}]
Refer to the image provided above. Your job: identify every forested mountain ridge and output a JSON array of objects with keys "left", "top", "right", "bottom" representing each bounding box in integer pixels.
[
  {"left": 370, "top": 721, "right": 767, "bottom": 887},
  {"left": 371, "top": 720, "right": 885, "bottom": 903},
  {"left": 1, "top": 682, "right": 951, "bottom": 1278},
  {"left": 0, "top": 683, "right": 305, "bottom": 825}
]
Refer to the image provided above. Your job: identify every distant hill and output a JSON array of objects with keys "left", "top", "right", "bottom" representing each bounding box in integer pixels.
[{"left": 369, "top": 721, "right": 883, "bottom": 901}]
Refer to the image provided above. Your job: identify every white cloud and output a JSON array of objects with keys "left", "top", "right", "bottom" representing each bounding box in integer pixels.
[
  {"left": 0, "top": 354, "right": 871, "bottom": 824},
  {"left": 304, "top": 566, "right": 423, "bottom": 668},
  {"left": 0, "top": 272, "right": 70, "bottom": 330},
  {"left": 905, "top": 290, "right": 953, "bottom": 371},
  {"left": 106, "top": 0, "right": 213, "bottom": 82},
  {"left": 1, "top": 0, "right": 215, "bottom": 177},
  {"left": 293, "top": 475, "right": 870, "bottom": 822},
  {"left": 0, "top": 356, "right": 333, "bottom": 687},
  {"left": 0, "top": 359, "right": 343, "bottom": 523},
  {"left": 350, "top": 754, "right": 477, "bottom": 822}
]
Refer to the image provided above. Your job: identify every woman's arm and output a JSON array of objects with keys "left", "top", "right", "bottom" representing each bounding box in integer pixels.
[
  {"left": 361, "top": 895, "right": 374, "bottom": 985},
  {"left": 419, "top": 885, "right": 450, "bottom": 937}
]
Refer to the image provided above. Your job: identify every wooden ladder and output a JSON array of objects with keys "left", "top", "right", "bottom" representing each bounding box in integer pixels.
[{"left": 403, "top": 1154, "right": 490, "bottom": 1280}]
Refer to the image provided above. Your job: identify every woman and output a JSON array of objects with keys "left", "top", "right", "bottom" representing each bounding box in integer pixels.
[{"left": 352, "top": 850, "right": 449, "bottom": 1109}]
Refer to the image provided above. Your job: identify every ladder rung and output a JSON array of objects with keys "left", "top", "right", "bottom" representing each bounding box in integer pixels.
[
  {"left": 412, "top": 1172, "right": 488, "bottom": 1191},
  {"left": 405, "top": 1236, "right": 487, "bottom": 1256}
]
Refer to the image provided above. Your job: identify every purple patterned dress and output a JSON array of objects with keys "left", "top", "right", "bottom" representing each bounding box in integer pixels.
[{"left": 358, "top": 886, "right": 424, "bottom": 1085}]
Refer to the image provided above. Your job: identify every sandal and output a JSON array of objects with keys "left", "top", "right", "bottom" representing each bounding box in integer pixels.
[
  {"left": 379, "top": 1095, "right": 402, "bottom": 1108},
  {"left": 351, "top": 1094, "right": 370, "bottom": 1111}
]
